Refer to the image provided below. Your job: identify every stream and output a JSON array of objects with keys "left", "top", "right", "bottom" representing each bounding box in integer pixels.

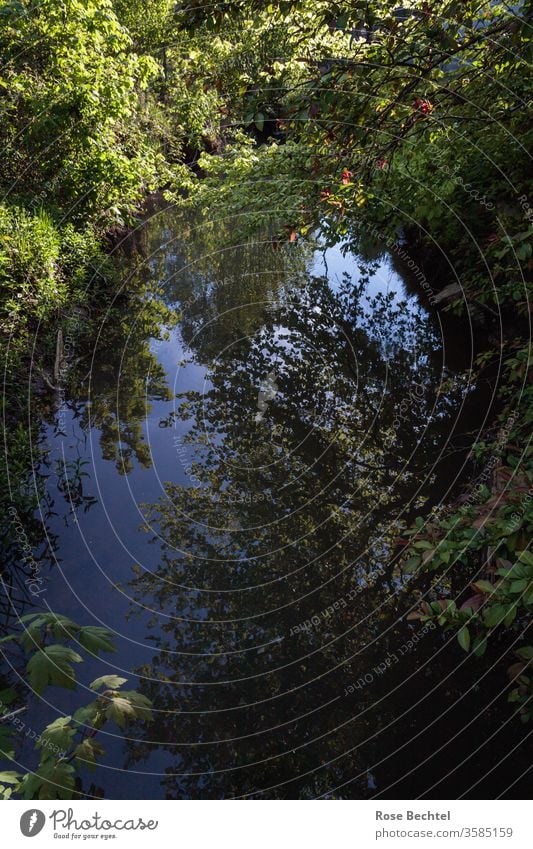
[{"left": 7, "top": 204, "right": 530, "bottom": 799}]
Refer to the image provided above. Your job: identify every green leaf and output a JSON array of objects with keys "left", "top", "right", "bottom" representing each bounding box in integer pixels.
[
  {"left": 51, "top": 617, "right": 79, "bottom": 639},
  {"left": 119, "top": 691, "right": 152, "bottom": 721},
  {"left": 34, "top": 761, "right": 76, "bottom": 800},
  {"left": 0, "top": 771, "right": 21, "bottom": 785},
  {"left": 0, "top": 725, "right": 15, "bottom": 760},
  {"left": 518, "top": 550, "right": 533, "bottom": 567},
  {"left": 73, "top": 738, "right": 104, "bottom": 771},
  {"left": 457, "top": 626, "right": 470, "bottom": 651},
  {"left": 484, "top": 604, "right": 507, "bottom": 627},
  {"left": 472, "top": 635, "right": 488, "bottom": 657},
  {"left": 504, "top": 604, "right": 518, "bottom": 627},
  {"left": 105, "top": 696, "right": 136, "bottom": 728},
  {"left": 515, "top": 646, "right": 533, "bottom": 661},
  {"left": 90, "top": 675, "right": 127, "bottom": 692},
  {"left": 20, "top": 619, "right": 47, "bottom": 653},
  {"left": 471, "top": 580, "right": 494, "bottom": 594},
  {"left": 27, "top": 645, "right": 82, "bottom": 695},
  {"left": 508, "top": 579, "right": 528, "bottom": 594},
  {"left": 19, "top": 613, "right": 45, "bottom": 623},
  {"left": 37, "top": 716, "right": 75, "bottom": 755},
  {"left": 79, "top": 627, "right": 116, "bottom": 655},
  {"left": 404, "top": 556, "right": 421, "bottom": 569},
  {"left": 0, "top": 687, "right": 17, "bottom": 706},
  {"left": 26, "top": 651, "right": 49, "bottom": 695},
  {"left": 72, "top": 701, "right": 99, "bottom": 727},
  {"left": 45, "top": 645, "right": 83, "bottom": 664}
]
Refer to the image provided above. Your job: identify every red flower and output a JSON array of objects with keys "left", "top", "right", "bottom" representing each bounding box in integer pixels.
[
  {"left": 413, "top": 98, "right": 432, "bottom": 114},
  {"left": 375, "top": 158, "right": 388, "bottom": 170},
  {"left": 341, "top": 168, "right": 352, "bottom": 185}
]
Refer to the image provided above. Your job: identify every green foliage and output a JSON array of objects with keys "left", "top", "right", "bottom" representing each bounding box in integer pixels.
[
  {"left": 0, "top": 0, "right": 531, "bottom": 791},
  {"left": 0, "top": 613, "right": 152, "bottom": 799},
  {"left": 404, "top": 380, "right": 533, "bottom": 721},
  {"left": 0, "top": 206, "right": 63, "bottom": 322},
  {"left": 0, "top": 0, "right": 161, "bottom": 223},
  {"left": 181, "top": 1, "right": 530, "bottom": 727}
]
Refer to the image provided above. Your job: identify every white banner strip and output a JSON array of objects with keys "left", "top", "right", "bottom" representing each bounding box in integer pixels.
[{"left": 1, "top": 800, "right": 530, "bottom": 848}]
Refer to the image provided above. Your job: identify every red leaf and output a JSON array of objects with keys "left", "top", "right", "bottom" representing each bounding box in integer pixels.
[
  {"left": 341, "top": 168, "right": 352, "bottom": 185},
  {"left": 460, "top": 593, "right": 484, "bottom": 611}
]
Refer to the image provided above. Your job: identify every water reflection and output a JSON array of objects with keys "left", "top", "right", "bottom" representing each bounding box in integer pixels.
[
  {"left": 118, "top": 211, "right": 501, "bottom": 798},
  {"left": 3, "top": 206, "right": 528, "bottom": 799}
]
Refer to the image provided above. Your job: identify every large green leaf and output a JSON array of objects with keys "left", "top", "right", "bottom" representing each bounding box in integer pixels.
[
  {"left": 105, "top": 696, "right": 136, "bottom": 728},
  {"left": 72, "top": 701, "right": 100, "bottom": 727},
  {"left": 27, "top": 645, "right": 82, "bottom": 695},
  {"left": 73, "top": 738, "right": 104, "bottom": 771},
  {"left": 119, "top": 691, "right": 153, "bottom": 721},
  {"left": 34, "top": 761, "right": 76, "bottom": 800},
  {"left": 79, "top": 627, "right": 116, "bottom": 654},
  {"left": 90, "top": 674, "right": 127, "bottom": 692},
  {"left": 37, "top": 716, "right": 75, "bottom": 756}
]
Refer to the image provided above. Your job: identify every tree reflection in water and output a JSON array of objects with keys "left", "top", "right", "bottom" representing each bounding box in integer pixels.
[{"left": 120, "top": 211, "right": 486, "bottom": 798}]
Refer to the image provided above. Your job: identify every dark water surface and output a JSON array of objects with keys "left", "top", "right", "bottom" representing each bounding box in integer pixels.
[{"left": 9, "top": 206, "right": 530, "bottom": 798}]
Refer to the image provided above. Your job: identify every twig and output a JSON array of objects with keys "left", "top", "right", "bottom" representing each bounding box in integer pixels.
[{"left": 0, "top": 707, "right": 27, "bottom": 722}]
